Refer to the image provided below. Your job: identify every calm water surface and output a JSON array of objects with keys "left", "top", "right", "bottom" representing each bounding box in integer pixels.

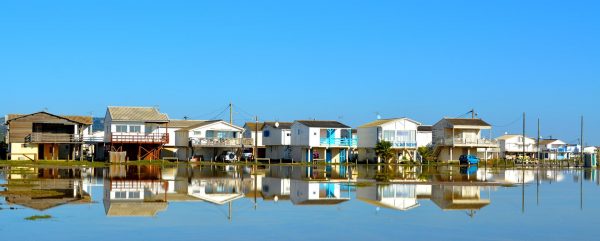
[{"left": 0, "top": 164, "right": 599, "bottom": 241}]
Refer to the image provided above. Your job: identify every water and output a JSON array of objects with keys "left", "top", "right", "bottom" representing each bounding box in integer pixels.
[{"left": 0, "top": 164, "right": 598, "bottom": 241}]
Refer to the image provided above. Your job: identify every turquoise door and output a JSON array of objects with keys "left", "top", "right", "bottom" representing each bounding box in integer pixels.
[
  {"left": 327, "top": 129, "right": 336, "bottom": 144},
  {"left": 320, "top": 183, "right": 336, "bottom": 198},
  {"left": 339, "top": 149, "right": 347, "bottom": 178},
  {"left": 326, "top": 149, "right": 332, "bottom": 176}
]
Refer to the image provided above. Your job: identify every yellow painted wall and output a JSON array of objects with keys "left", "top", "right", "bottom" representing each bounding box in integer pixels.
[{"left": 10, "top": 143, "right": 38, "bottom": 160}]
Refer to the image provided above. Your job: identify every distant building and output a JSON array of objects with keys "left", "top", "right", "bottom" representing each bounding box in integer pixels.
[
  {"left": 174, "top": 120, "right": 250, "bottom": 161},
  {"left": 4, "top": 111, "right": 92, "bottom": 160},
  {"left": 357, "top": 118, "right": 421, "bottom": 163},
  {"left": 290, "top": 120, "right": 356, "bottom": 164},
  {"left": 104, "top": 106, "right": 170, "bottom": 161},
  {"left": 496, "top": 134, "right": 537, "bottom": 160},
  {"left": 432, "top": 118, "right": 498, "bottom": 162},
  {"left": 538, "top": 139, "right": 569, "bottom": 160},
  {"left": 243, "top": 122, "right": 266, "bottom": 158},
  {"left": 262, "top": 121, "right": 293, "bottom": 161}
]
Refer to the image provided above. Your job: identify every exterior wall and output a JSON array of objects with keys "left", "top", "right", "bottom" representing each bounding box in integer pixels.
[
  {"left": 262, "top": 125, "right": 291, "bottom": 146},
  {"left": 9, "top": 143, "right": 38, "bottom": 160},
  {"left": 417, "top": 131, "right": 432, "bottom": 147},
  {"left": 357, "top": 127, "right": 378, "bottom": 148},
  {"left": 157, "top": 127, "right": 180, "bottom": 147},
  {"left": 291, "top": 123, "right": 311, "bottom": 147},
  {"left": 265, "top": 145, "right": 292, "bottom": 160},
  {"left": 243, "top": 128, "right": 263, "bottom": 147}
]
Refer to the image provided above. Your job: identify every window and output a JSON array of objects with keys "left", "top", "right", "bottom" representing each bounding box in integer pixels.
[
  {"left": 193, "top": 131, "right": 202, "bottom": 135},
  {"left": 129, "top": 125, "right": 141, "bottom": 133},
  {"left": 115, "top": 191, "right": 127, "bottom": 199},
  {"left": 263, "top": 130, "right": 270, "bottom": 137},
  {"left": 128, "top": 191, "right": 140, "bottom": 199},
  {"left": 116, "top": 125, "right": 128, "bottom": 133}
]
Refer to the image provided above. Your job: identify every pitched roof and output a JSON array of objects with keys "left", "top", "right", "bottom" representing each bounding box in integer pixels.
[
  {"left": 178, "top": 120, "right": 243, "bottom": 131},
  {"left": 444, "top": 118, "right": 491, "bottom": 127},
  {"left": 539, "top": 139, "right": 565, "bottom": 145},
  {"left": 6, "top": 112, "right": 93, "bottom": 125},
  {"left": 417, "top": 125, "right": 432, "bottom": 132},
  {"left": 167, "top": 119, "right": 206, "bottom": 128},
  {"left": 496, "top": 134, "right": 535, "bottom": 141},
  {"left": 264, "top": 121, "right": 293, "bottom": 129},
  {"left": 107, "top": 106, "right": 169, "bottom": 122},
  {"left": 359, "top": 118, "right": 421, "bottom": 128},
  {"left": 244, "top": 122, "right": 265, "bottom": 131},
  {"left": 296, "top": 120, "right": 350, "bottom": 128},
  {"left": 105, "top": 201, "right": 168, "bottom": 217}
]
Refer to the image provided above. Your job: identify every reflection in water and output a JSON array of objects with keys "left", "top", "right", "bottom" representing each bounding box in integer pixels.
[
  {"left": 0, "top": 164, "right": 598, "bottom": 220},
  {"left": 0, "top": 167, "right": 91, "bottom": 211}
]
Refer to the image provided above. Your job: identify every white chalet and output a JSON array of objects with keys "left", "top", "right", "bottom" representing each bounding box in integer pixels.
[
  {"left": 290, "top": 120, "right": 356, "bottom": 164},
  {"left": 357, "top": 118, "right": 421, "bottom": 163}
]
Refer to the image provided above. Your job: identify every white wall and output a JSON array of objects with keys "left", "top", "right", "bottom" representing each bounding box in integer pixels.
[{"left": 417, "top": 131, "right": 432, "bottom": 147}]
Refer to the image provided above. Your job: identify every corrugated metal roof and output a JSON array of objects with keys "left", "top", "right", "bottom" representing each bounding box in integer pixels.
[
  {"left": 358, "top": 118, "right": 421, "bottom": 128},
  {"left": 264, "top": 121, "right": 293, "bottom": 129},
  {"left": 178, "top": 120, "right": 244, "bottom": 131},
  {"left": 168, "top": 119, "right": 206, "bottom": 128},
  {"left": 445, "top": 118, "right": 491, "bottom": 127},
  {"left": 296, "top": 120, "right": 350, "bottom": 128},
  {"left": 107, "top": 106, "right": 169, "bottom": 122},
  {"left": 244, "top": 122, "right": 266, "bottom": 131},
  {"left": 6, "top": 112, "right": 93, "bottom": 125}
]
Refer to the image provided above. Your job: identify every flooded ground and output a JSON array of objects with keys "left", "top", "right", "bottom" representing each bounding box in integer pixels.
[{"left": 0, "top": 163, "right": 599, "bottom": 241}]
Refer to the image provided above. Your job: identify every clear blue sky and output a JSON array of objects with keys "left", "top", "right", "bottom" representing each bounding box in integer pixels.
[{"left": 1, "top": 1, "right": 598, "bottom": 144}]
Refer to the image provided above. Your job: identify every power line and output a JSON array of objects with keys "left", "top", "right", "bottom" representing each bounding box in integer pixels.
[{"left": 491, "top": 114, "right": 523, "bottom": 128}]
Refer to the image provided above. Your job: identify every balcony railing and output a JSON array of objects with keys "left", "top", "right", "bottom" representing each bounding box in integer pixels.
[
  {"left": 190, "top": 137, "right": 254, "bottom": 147},
  {"left": 435, "top": 138, "right": 498, "bottom": 147},
  {"left": 110, "top": 133, "right": 169, "bottom": 144},
  {"left": 26, "top": 133, "right": 83, "bottom": 143},
  {"left": 383, "top": 139, "right": 417, "bottom": 148},
  {"left": 319, "top": 138, "right": 358, "bottom": 147}
]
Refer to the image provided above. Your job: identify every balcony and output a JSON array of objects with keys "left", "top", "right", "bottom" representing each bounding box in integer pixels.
[
  {"left": 25, "top": 133, "right": 83, "bottom": 143},
  {"left": 435, "top": 138, "right": 498, "bottom": 147},
  {"left": 319, "top": 138, "right": 358, "bottom": 147},
  {"left": 190, "top": 137, "right": 254, "bottom": 148},
  {"left": 383, "top": 139, "right": 417, "bottom": 148},
  {"left": 110, "top": 133, "right": 169, "bottom": 144}
]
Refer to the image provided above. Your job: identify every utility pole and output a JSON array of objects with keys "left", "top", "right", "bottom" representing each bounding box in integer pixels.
[
  {"left": 229, "top": 102, "right": 233, "bottom": 125},
  {"left": 580, "top": 116, "right": 584, "bottom": 166},
  {"left": 522, "top": 112, "right": 526, "bottom": 167},
  {"left": 536, "top": 118, "right": 542, "bottom": 166},
  {"left": 254, "top": 116, "right": 258, "bottom": 164}
]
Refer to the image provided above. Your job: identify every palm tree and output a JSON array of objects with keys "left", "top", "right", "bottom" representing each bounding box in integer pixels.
[{"left": 374, "top": 141, "right": 394, "bottom": 164}]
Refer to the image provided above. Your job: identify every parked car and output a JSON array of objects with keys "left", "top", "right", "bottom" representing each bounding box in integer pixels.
[
  {"left": 459, "top": 154, "right": 479, "bottom": 165},
  {"left": 241, "top": 149, "right": 253, "bottom": 160},
  {"left": 218, "top": 151, "right": 237, "bottom": 162}
]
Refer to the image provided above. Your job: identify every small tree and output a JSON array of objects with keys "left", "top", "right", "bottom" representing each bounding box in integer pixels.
[
  {"left": 418, "top": 146, "right": 434, "bottom": 162},
  {"left": 375, "top": 141, "right": 394, "bottom": 164}
]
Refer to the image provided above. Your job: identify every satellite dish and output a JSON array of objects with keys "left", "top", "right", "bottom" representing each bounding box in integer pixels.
[
  {"left": 275, "top": 122, "right": 279, "bottom": 128},
  {"left": 274, "top": 196, "right": 279, "bottom": 202}
]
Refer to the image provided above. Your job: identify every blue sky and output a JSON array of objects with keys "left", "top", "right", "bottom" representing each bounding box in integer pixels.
[{"left": 1, "top": 1, "right": 598, "bottom": 144}]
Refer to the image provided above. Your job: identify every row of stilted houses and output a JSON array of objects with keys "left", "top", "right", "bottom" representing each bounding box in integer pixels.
[{"left": 2, "top": 106, "right": 596, "bottom": 162}]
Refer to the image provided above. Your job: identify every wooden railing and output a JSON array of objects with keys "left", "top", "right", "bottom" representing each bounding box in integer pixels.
[
  {"left": 190, "top": 137, "right": 254, "bottom": 147},
  {"left": 26, "top": 133, "right": 83, "bottom": 143},
  {"left": 435, "top": 138, "right": 498, "bottom": 147},
  {"left": 110, "top": 133, "right": 169, "bottom": 144}
]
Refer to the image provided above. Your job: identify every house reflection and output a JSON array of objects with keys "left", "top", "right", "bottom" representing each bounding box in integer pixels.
[
  {"left": 103, "top": 165, "right": 168, "bottom": 217},
  {"left": 1, "top": 167, "right": 91, "bottom": 211},
  {"left": 162, "top": 165, "right": 245, "bottom": 205},
  {"left": 262, "top": 166, "right": 291, "bottom": 201},
  {"left": 430, "top": 185, "right": 491, "bottom": 213},
  {"left": 290, "top": 179, "right": 350, "bottom": 206},
  {"left": 357, "top": 184, "right": 420, "bottom": 211}
]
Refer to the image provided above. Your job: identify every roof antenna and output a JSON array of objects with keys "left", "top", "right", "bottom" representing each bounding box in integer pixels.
[
  {"left": 183, "top": 116, "right": 189, "bottom": 120},
  {"left": 42, "top": 107, "right": 48, "bottom": 112}
]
